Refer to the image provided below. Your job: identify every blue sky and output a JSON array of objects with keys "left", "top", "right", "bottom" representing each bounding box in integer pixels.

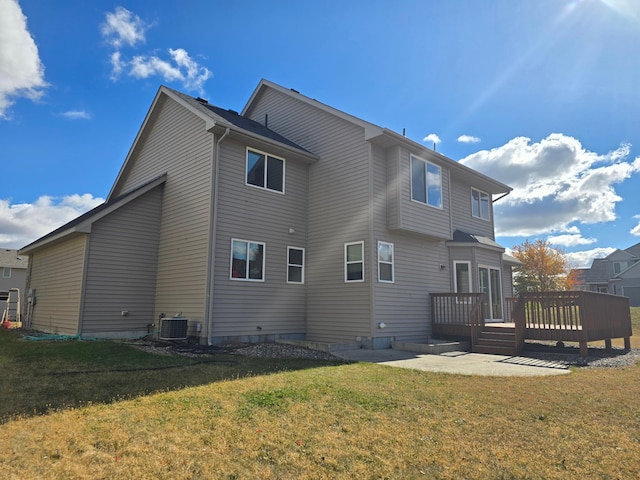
[{"left": 2, "top": 0, "right": 640, "bottom": 268}]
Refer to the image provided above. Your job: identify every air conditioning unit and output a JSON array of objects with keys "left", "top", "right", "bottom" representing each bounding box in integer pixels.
[{"left": 159, "top": 317, "right": 188, "bottom": 340}]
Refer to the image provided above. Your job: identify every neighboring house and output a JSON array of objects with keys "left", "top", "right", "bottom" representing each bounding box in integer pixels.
[
  {"left": 571, "top": 243, "right": 640, "bottom": 306},
  {"left": 20, "top": 80, "right": 515, "bottom": 347},
  {"left": 0, "top": 248, "right": 28, "bottom": 301}
]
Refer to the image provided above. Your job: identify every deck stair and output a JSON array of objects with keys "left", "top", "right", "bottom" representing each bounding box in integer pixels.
[{"left": 472, "top": 325, "right": 517, "bottom": 356}]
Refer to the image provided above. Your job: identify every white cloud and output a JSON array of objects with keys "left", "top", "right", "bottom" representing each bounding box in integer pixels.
[
  {"left": 423, "top": 133, "right": 441, "bottom": 145},
  {"left": 565, "top": 247, "right": 616, "bottom": 269},
  {"left": 458, "top": 134, "right": 480, "bottom": 144},
  {"left": 61, "top": 110, "right": 91, "bottom": 120},
  {"left": 101, "top": 6, "right": 148, "bottom": 49},
  {"left": 102, "top": 8, "right": 212, "bottom": 94},
  {"left": 0, "top": 194, "right": 104, "bottom": 249},
  {"left": 631, "top": 215, "right": 640, "bottom": 236},
  {"left": 461, "top": 134, "right": 640, "bottom": 237},
  {"left": 547, "top": 234, "right": 596, "bottom": 247},
  {"left": 0, "top": 0, "right": 48, "bottom": 119}
]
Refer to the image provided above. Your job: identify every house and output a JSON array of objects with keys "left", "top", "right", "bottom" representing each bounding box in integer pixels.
[
  {"left": 20, "top": 79, "right": 516, "bottom": 347},
  {"left": 0, "top": 248, "right": 28, "bottom": 301},
  {"left": 571, "top": 243, "right": 640, "bottom": 306}
]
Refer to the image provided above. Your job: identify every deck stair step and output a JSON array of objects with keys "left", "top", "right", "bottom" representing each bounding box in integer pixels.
[{"left": 472, "top": 325, "right": 517, "bottom": 356}]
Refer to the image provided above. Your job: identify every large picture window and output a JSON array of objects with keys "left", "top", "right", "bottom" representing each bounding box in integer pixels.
[
  {"left": 230, "top": 239, "right": 265, "bottom": 281},
  {"left": 471, "top": 188, "right": 490, "bottom": 220},
  {"left": 411, "top": 155, "right": 442, "bottom": 208},
  {"left": 287, "top": 247, "right": 305, "bottom": 284},
  {"left": 246, "top": 148, "right": 284, "bottom": 193},
  {"left": 378, "top": 241, "right": 394, "bottom": 283},
  {"left": 345, "top": 241, "right": 364, "bottom": 282}
]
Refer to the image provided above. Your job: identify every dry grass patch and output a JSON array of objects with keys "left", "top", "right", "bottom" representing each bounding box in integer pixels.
[
  {"left": 2, "top": 309, "right": 639, "bottom": 479},
  {"left": 3, "top": 361, "right": 640, "bottom": 479}
]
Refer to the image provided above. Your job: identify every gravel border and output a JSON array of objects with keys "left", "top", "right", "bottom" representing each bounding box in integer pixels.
[{"left": 523, "top": 344, "right": 640, "bottom": 368}]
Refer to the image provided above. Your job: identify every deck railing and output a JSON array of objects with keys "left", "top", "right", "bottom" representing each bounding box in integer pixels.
[
  {"left": 431, "top": 293, "right": 485, "bottom": 349},
  {"left": 512, "top": 291, "right": 632, "bottom": 356}
]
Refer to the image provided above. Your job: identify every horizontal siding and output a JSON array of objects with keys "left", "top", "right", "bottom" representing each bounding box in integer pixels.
[
  {"left": 373, "top": 234, "right": 451, "bottom": 342},
  {"left": 29, "top": 235, "right": 86, "bottom": 335},
  {"left": 211, "top": 138, "right": 307, "bottom": 337},
  {"left": 373, "top": 143, "right": 450, "bottom": 342},
  {"left": 112, "top": 96, "right": 212, "bottom": 328},
  {"left": 81, "top": 186, "right": 163, "bottom": 336},
  {"left": 450, "top": 179, "right": 495, "bottom": 238},
  {"left": 247, "top": 88, "right": 372, "bottom": 343},
  {"left": 393, "top": 147, "right": 451, "bottom": 240}
]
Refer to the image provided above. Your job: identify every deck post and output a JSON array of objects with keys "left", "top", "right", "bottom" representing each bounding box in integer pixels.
[
  {"left": 624, "top": 337, "right": 631, "bottom": 350},
  {"left": 604, "top": 339, "right": 612, "bottom": 353},
  {"left": 579, "top": 341, "right": 588, "bottom": 358}
]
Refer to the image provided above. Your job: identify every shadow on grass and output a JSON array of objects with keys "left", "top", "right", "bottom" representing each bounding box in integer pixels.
[{"left": 0, "top": 329, "right": 346, "bottom": 423}]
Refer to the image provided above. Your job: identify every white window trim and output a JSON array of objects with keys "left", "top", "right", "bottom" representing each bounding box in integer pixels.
[
  {"left": 230, "top": 238, "right": 266, "bottom": 282},
  {"left": 344, "top": 241, "right": 365, "bottom": 283},
  {"left": 453, "top": 261, "right": 472, "bottom": 293},
  {"left": 377, "top": 241, "right": 394, "bottom": 283},
  {"left": 471, "top": 187, "right": 491, "bottom": 221},
  {"left": 410, "top": 154, "right": 443, "bottom": 210},
  {"left": 245, "top": 147, "right": 286, "bottom": 194},
  {"left": 2, "top": 267, "right": 10, "bottom": 279},
  {"left": 287, "top": 246, "right": 305, "bottom": 284}
]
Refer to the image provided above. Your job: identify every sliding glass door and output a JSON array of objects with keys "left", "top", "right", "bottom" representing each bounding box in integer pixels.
[{"left": 479, "top": 266, "right": 503, "bottom": 321}]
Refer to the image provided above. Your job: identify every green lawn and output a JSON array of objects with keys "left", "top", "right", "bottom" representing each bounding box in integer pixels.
[{"left": 1, "top": 309, "right": 639, "bottom": 479}]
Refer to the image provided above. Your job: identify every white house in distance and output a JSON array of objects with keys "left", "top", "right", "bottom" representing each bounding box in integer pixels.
[
  {"left": 19, "top": 79, "right": 517, "bottom": 348},
  {"left": 0, "top": 248, "right": 28, "bottom": 302}
]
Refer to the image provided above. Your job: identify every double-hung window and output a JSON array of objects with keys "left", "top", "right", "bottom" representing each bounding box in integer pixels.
[
  {"left": 2, "top": 267, "right": 10, "bottom": 279},
  {"left": 345, "top": 241, "right": 364, "bottom": 282},
  {"left": 411, "top": 155, "right": 442, "bottom": 208},
  {"left": 230, "top": 239, "right": 265, "bottom": 281},
  {"left": 377, "top": 241, "right": 394, "bottom": 283},
  {"left": 246, "top": 148, "right": 284, "bottom": 193},
  {"left": 287, "top": 247, "right": 305, "bottom": 284},
  {"left": 471, "top": 188, "right": 490, "bottom": 220}
]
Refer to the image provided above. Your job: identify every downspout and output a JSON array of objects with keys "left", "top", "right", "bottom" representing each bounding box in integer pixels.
[{"left": 206, "top": 127, "right": 230, "bottom": 346}]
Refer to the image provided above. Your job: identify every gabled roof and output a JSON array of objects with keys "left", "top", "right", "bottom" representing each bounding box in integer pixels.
[
  {"left": 569, "top": 268, "right": 589, "bottom": 286},
  {"left": 585, "top": 258, "right": 609, "bottom": 284},
  {"left": 242, "top": 79, "right": 512, "bottom": 196},
  {"left": 108, "top": 85, "right": 318, "bottom": 201},
  {"left": 0, "top": 249, "right": 28, "bottom": 269},
  {"left": 624, "top": 241, "right": 640, "bottom": 258},
  {"left": 605, "top": 248, "right": 636, "bottom": 261},
  {"left": 613, "top": 259, "right": 640, "bottom": 279},
  {"left": 20, "top": 174, "right": 167, "bottom": 255}
]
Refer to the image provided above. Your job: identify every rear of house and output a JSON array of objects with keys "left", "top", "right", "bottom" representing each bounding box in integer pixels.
[{"left": 20, "top": 79, "right": 515, "bottom": 347}]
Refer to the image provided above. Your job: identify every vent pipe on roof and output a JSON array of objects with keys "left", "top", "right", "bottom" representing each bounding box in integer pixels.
[
  {"left": 265, "top": 113, "right": 268, "bottom": 128},
  {"left": 402, "top": 128, "right": 406, "bottom": 137}
]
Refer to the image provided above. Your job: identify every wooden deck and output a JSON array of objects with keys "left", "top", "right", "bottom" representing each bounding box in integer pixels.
[{"left": 431, "top": 291, "right": 632, "bottom": 357}]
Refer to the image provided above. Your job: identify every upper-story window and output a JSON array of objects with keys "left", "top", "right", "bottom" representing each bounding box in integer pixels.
[
  {"left": 471, "top": 188, "right": 490, "bottom": 220},
  {"left": 411, "top": 155, "right": 442, "bottom": 208},
  {"left": 2, "top": 267, "right": 10, "bottom": 278},
  {"left": 613, "top": 261, "right": 628, "bottom": 274},
  {"left": 246, "top": 148, "right": 285, "bottom": 193}
]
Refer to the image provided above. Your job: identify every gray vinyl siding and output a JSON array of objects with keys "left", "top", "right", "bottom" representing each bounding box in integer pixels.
[
  {"left": 373, "top": 144, "right": 449, "bottom": 342},
  {"left": 111, "top": 95, "right": 212, "bottom": 329},
  {"left": 246, "top": 88, "right": 371, "bottom": 343},
  {"left": 80, "top": 186, "right": 163, "bottom": 337},
  {"left": 450, "top": 180, "right": 495, "bottom": 238},
  {"left": 211, "top": 138, "right": 308, "bottom": 338},
  {"left": 0, "top": 268, "right": 27, "bottom": 296},
  {"left": 386, "top": 147, "right": 451, "bottom": 240},
  {"left": 29, "top": 235, "right": 86, "bottom": 335}
]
